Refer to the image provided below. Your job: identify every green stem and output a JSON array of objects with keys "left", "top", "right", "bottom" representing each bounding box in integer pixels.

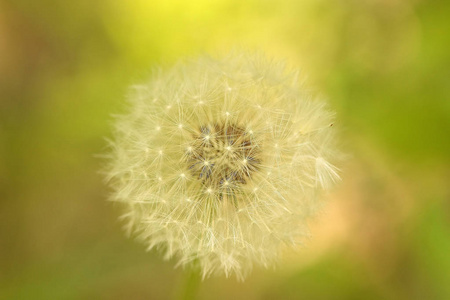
[{"left": 179, "top": 269, "right": 201, "bottom": 300}]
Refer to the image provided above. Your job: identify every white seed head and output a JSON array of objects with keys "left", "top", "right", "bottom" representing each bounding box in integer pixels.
[{"left": 106, "top": 53, "right": 341, "bottom": 280}]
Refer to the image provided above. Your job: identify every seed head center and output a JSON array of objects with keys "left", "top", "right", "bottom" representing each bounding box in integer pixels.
[{"left": 187, "top": 123, "right": 260, "bottom": 189}]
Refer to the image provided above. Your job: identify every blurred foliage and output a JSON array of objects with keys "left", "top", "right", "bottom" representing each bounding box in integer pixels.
[{"left": 1, "top": 0, "right": 449, "bottom": 299}]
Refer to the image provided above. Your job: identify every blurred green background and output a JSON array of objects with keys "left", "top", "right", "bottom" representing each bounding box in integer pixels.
[{"left": 1, "top": 0, "right": 449, "bottom": 299}]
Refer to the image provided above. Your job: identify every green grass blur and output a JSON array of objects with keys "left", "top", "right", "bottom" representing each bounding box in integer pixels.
[{"left": 1, "top": 0, "right": 449, "bottom": 299}]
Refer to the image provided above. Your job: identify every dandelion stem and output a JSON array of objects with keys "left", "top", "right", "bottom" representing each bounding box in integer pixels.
[{"left": 179, "top": 269, "right": 201, "bottom": 300}]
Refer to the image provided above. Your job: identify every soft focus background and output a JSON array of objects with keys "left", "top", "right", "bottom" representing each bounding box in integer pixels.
[{"left": 1, "top": 0, "right": 449, "bottom": 299}]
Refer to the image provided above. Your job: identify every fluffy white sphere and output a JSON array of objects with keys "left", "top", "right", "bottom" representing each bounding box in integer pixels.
[{"left": 106, "top": 53, "right": 340, "bottom": 280}]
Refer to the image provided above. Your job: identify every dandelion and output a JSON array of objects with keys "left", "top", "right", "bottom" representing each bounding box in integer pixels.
[{"left": 105, "top": 53, "right": 340, "bottom": 280}]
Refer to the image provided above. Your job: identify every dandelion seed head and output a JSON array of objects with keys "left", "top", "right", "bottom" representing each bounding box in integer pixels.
[{"left": 106, "top": 53, "right": 341, "bottom": 280}]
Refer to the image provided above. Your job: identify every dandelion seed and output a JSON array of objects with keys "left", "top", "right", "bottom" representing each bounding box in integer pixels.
[{"left": 105, "top": 53, "right": 341, "bottom": 280}]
